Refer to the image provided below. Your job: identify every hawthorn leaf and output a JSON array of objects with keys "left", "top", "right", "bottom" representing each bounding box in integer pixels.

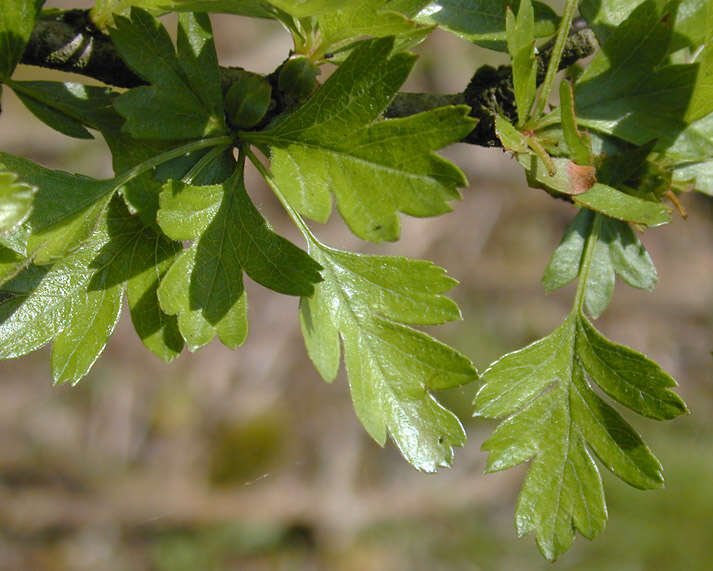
[
  {"left": 506, "top": 0, "right": 536, "bottom": 126},
  {"left": 315, "top": 0, "right": 430, "bottom": 53},
  {"left": 0, "top": 247, "right": 27, "bottom": 284},
  {"left": 674, "top": 159, "right": 713, "bottom": 194},
  {"left": 111, "top": 8, "right": 227, "bottom": 139},
  {"left": 573, "top": 184, "right": 671, "bottom": 227},
  {"left": 50, "top": 275, "right": 123, "bottom": 385},
  {"left": 92, "top": 1, "right": 280, "bottom": 25},
  {"left": 0, "top": 153, "right": 115, "bottom": 264},
  {"left": 0, "top": 0, "right": 42, "bottom": 80},
  {"left": 495, "top": 115, "right": 530, "bottom": 153},
  {"left": 247, "top": 37, "right": 475, "bottom": 242},
  {"left": 0, "top": 216, "right": 113, "bottom": 365},
  {"left": 542, "top": 209, "right": 593, "bottom": 292},
  {"left": 575, "top": 1, "right": 710, "bottom": 146},
  {"left": 583, "top": 233, "right": 615, "bottom": 318},
  {"left": 158, "top": 244, "right": 247, "bottom": 351},
  {"left": 414, "top": 0, "right": 559, "bottom": 50},
  {"left": 0, "top": 170, "right": 36, "bottom": 234},
  {"left": 600, "top": 217, "right": 657, "bottom": 291},
  {"left": 474, "top": 310, "right": 686, "bottom": 560},
  {"left": 300, "top": 244, "right": 476, "bottom": 471},
  {"left": 544, "top": 211, "right": 657, "bottom": 316},
  {"left": 92, "top": 198, "right": 184, "bottom": 362},
  {"left": 559, "top": 81, "right": 592, "bottom": 166},
  {"left": 157, "top": 164, "right": 321, "bottom": 350},
  {"left": 581, "top": 0, "right": 708, "bottom": 50}
]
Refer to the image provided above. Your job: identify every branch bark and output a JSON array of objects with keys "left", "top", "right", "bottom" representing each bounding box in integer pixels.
[{"left": 18, "top": 10, "right": 598, "bottom": 148}]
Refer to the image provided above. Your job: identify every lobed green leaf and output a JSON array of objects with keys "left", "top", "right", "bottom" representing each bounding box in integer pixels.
[
  {"left": 248, "top": 37, "right": 475, "bottom": 242},
  {"left": 475, "top": 310, "right": 686, "bottom": 559},
  {"left": 300, "top": 243, "right": 475, "bottom": 471},
  {"left": 111, "top": 8, "right": 227, "bottom": 139}
]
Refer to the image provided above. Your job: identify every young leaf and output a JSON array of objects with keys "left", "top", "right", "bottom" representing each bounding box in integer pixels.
[
  {"left": 495, "top": 114, "right": 530, "bottom": 153},
  {"left": 111, "top": 8, "right": 227, "bottom": 139},
  {"left": 573, "top": 184, "right": 671, "bottom": 227},
  {"left": 542, "top": 209, "right": 593, "bottom": 292},
  {"left": 0, "top": 170, "right": 36, "bottom": 234},
  {"left": 544, "top": 212, "right": 658, "bottom": 317},
  {"left": 506, "top": 0, "right": 537, "bottom": 126},
  {"left": 474, "top": 310, "right": 686, "bottom": 560},
  {"left": 559, "top": 81, "right": 592, "bottom": 165},
  {"left": 246, "top": 37, "right": 475, "bottom": 242},
  {"left": 0, "top": 0, "right": 42, "bottom": 80},
  {"left": 157, "top": 160, "right": 322, "bottom": 350},
  {"left": 300, "top": 243, "right": 476, "bottom": 471}
]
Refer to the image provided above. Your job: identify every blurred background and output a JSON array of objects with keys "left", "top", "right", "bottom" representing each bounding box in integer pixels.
[{"left": 1, "top": 2, "right": 712, "bottom": 569}]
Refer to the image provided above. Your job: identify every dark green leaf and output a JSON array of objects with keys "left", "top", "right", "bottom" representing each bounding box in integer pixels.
[
  {"left": 225, "top": 72, "right": 272, "bottom": 129},
  {"left": 111, "top": 8, "right": 227, "bottom": 139},
  {"left": 576, "top": 316, "right": 687, "bottom": 420}
]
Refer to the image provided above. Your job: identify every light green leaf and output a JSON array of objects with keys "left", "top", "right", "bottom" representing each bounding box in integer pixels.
[
  {"left": 495, "top": 114, "right": 530, "bottom": 153},
  {"left": 111, "top": 8, "right": 227, "bottom": 139},
  {"left": 573, "top": 184, "right": 671, "bottom": 227},
  {"left": 674, "top": 159, "right": 713, "bottom": 194},
  {"left": 583, "top": 233, "right": 614, "bottom": 318},
  {"left": 0, "top": 170, "right": 36, "bottom": 234},
  {"left": 559, "top": 81, "right": 592, "bottom": 165},
  {"left": 0, "top": 0, "right": 42, "bottom": 80},
  {"left": 247, "top": 37, "right": 475, "bottom": 242},
  {"left": 475, "top": 310, "right": 686, "bottom": 559},
  {"left": 0, "top": 213, "right": 113, "bottom": 364},
  {"left": 543, "top": 209, "right": 593, "bottom": 293},
  {"left": 600, "top": 217, "right": 657, "bottom": 291},
  {"left": 300, "top": 243, "right": 475, "bottom": 471},
  {"left": 506, "top": 0, "right": 536, "bottom": 126},
  {"left": 414, "top": 0, "right": 558, "bottom": 50},
  {"left": 93, "top": 0, "right": 285, "bottom": 23},
  {"left": 544, "top": 212, "right": 657, "bottom": 317},
  {"left": 315, "top": 0, "right": 430, "bottom": 54},
  {"left": 0, "top": 152, "right": 115, "bottom": 264}
]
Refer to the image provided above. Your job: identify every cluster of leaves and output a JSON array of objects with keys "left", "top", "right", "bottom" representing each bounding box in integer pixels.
[{"left": 0, "top": 0, "right": 710, "bottom": 561}]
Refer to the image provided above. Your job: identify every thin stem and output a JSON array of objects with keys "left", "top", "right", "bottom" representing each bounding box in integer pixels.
[
  {"left": 532, "top": 0, "right": 580, "bottom": 119},
  {"left": 244, "top": 146, "right": 317, "bottom": 246},
  {"left": 111, "top": 135, "right": 234, "bottom": 191},
  {"left": 573, "top": 212, "right": 602, "bottom": 312}
]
